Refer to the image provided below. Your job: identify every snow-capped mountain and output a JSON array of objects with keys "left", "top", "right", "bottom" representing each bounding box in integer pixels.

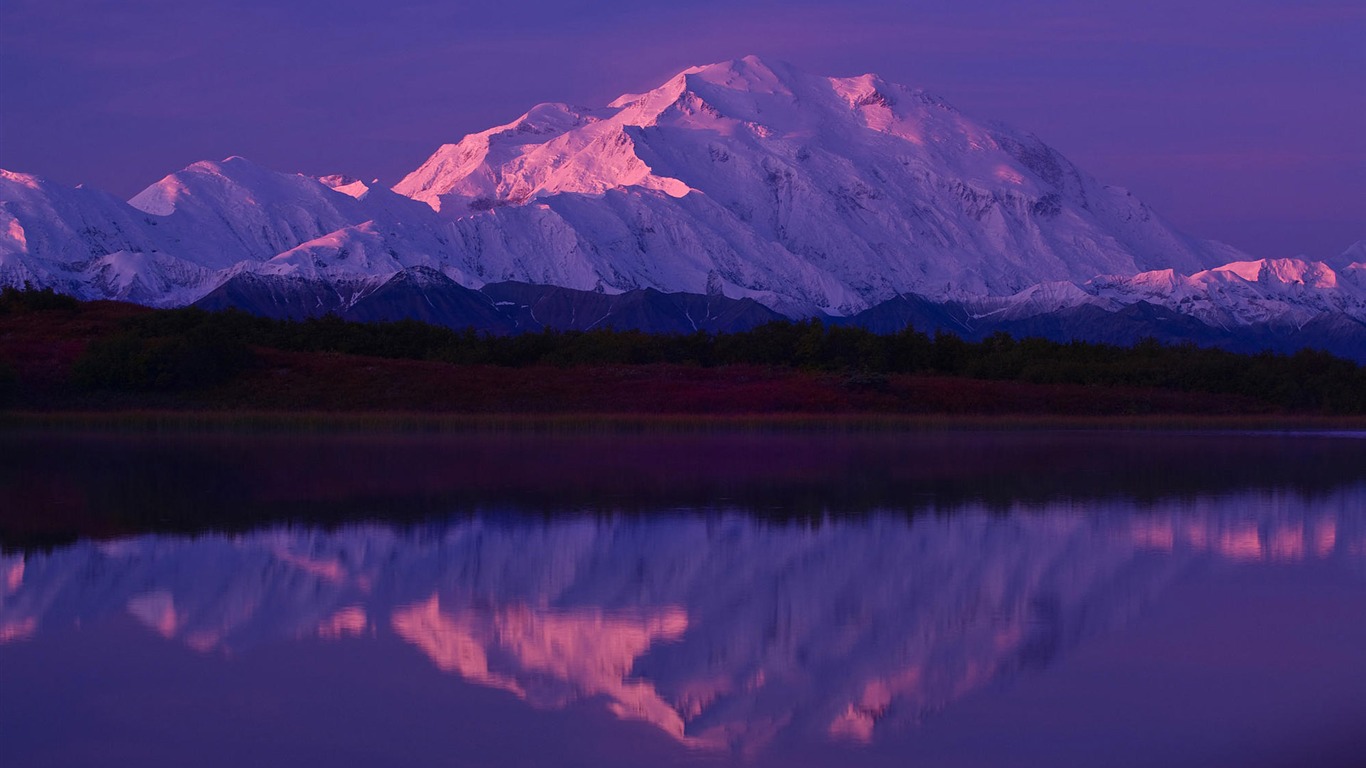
[
  {"left": 1087, "top": 258, "right": 1366, "bottom": 328},
  {"left": 395, "top": 56, "right": 1239, "bottom": 313},
  {"left": 836, "top": 252, "right": 1366, "bottom": 360},
  {"left": 0, "top": 57, "right": 1361, "bottom": 352},
  {"left": 3, "top": 494, "right": 1356, "bottom": 752},
  {"left": 971, "top": 255, "right": 1366, "bottom": 328},
  {"left": 0, "top": 169, "right": 213, "bottom": 305}
]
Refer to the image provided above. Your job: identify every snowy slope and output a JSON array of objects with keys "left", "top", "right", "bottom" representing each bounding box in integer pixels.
[
  {"left": 127, "top": 157, "right": 480, "bottom": 292},
  {"left": 1327, "top": 239, "right": 1365, "bottom": 270},
  {"left": 0, "top": 170, "right": 212, "bottom": 305}
]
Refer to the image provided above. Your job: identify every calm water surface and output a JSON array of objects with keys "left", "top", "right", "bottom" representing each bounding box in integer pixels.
[{"left": 1, "top": 430, "right": 1364, "bottom": 767}]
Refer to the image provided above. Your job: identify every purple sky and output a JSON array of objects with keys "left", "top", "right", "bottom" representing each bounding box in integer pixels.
[{"left": 1, "top": 0, "right": 1362, "bottom": 259}]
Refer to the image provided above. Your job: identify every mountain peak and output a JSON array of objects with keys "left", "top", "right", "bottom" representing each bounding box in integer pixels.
[
  {"left": 1331, "top": 240, "right": 1366, "bottom": 270},
  {"left": 689, "top": 53, "right": 773, "bottom": 73},
  {"left": 185, "top": 155, "right": 265, "bottom": 177},
  {"left": 131, "top": 155, "right": 360, "bottom": 217},
  {"left": 1201, "top": 258, "right": 1339, "bottom": 289},
  {"left": 318, "top": 174, "right": 371, "bottom": 199},
  {"left": 680, "top": 55, "right": 793, "bottom": 92},
  {"left": 605, "top": 55, "right": 797, "bottom": 115}
]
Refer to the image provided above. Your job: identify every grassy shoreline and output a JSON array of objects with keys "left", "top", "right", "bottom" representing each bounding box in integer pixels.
[{"left": 4, "top": 409, "right": 1366, "bottom": 434}]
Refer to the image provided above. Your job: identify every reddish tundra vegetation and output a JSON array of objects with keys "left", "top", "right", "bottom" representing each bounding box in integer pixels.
[
  {"left": 220, "top": 350, "right": 1256, "bottom": 416},
  {"left": 0, "top": 290, "right": 1358, "bottom": 420}
]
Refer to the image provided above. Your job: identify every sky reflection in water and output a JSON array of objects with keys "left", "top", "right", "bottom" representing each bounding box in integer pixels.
[{"left": 1, "top": 432, "right": 1365, "bottom": 767}]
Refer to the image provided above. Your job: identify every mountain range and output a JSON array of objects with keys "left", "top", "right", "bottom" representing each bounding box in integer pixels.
[{"left": 2, "top": 57, "right": 1363, "bottom": 357}]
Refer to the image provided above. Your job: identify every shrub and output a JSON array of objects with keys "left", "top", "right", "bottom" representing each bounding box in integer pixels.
[
  {"left": 0, "top": 360, "right": 17, "bottom": 405},
  {"left": 72, "top": 323, "right": 253, "bottom": 392},
  {"left": 0, "top": 284, "right": 80, "bottom": 314}
]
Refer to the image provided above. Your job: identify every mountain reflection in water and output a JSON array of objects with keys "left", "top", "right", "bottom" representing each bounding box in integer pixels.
[{"left": 3, "top": 486, "right": 1362, "bottom": 758}]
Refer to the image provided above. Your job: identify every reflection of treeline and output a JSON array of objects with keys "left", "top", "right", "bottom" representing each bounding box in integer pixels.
[
  {"left": 61, "top": 302, "right": 1366, "bottom": 412},
  {"left": 5, "top": 430, "right": 1365, "bottom": 551}
]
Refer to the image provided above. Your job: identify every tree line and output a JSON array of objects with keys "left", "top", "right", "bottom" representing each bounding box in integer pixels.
[{"left": 39, "top": 296, "right": 1360, "bottom": 413}]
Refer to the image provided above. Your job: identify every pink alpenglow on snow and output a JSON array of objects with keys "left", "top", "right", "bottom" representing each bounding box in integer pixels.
[{"left": 1, "top": 0, "right": 1360, "bottom": 259}]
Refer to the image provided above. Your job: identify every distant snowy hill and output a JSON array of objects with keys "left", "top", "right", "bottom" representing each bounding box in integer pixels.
[{"left": 1, "top": 58, "right": 1362, "bottom": 355}]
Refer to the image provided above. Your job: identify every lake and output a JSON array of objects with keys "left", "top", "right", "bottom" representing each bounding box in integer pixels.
[{"left": 2, "top": 428, "right": 1364, "bottom": 767}]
